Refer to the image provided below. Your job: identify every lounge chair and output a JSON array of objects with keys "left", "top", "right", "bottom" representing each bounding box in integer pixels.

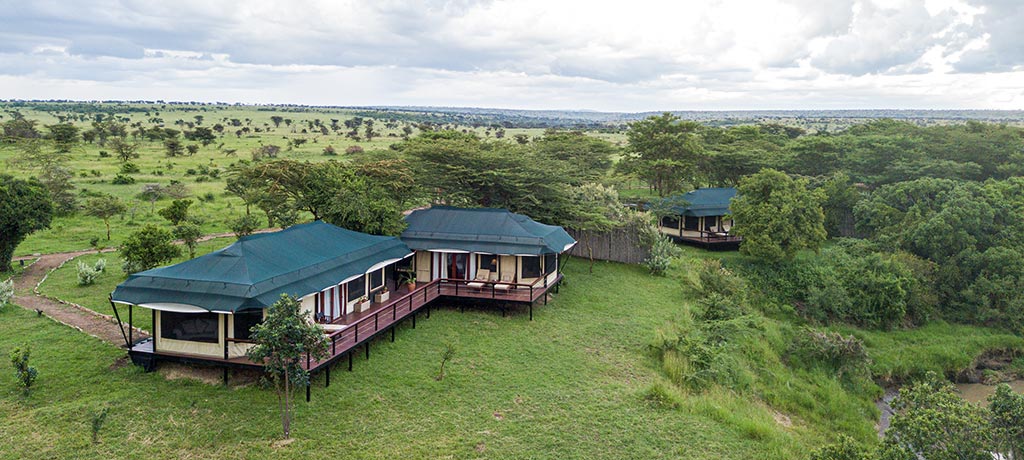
[
  {"left": 466, "top": 269, "right": 489, "bottom": 290},
  {"left": 494, "top": 274, "right": 514, "bottom": 291}
]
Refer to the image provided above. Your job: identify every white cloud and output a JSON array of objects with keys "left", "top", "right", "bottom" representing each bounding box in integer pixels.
[{"left": 0, "top": 0, "right": 1020, "bottom": 110}]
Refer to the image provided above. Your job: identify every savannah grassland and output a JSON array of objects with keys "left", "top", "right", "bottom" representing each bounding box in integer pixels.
[
  {"left": 3, "top": 103, "right": 1023, "bottom": 459},
  {"left": 0, "top": 103, "right": 623, "bottom": 256}
]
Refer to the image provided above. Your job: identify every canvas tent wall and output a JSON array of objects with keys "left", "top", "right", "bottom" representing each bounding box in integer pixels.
[{"left": 401, "top": 206, "right": 576, "bottom": 285}]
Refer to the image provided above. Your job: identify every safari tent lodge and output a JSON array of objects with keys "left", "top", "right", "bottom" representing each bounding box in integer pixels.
[{"left": 657, "top": 187, "right": 742, "bottom": 250}]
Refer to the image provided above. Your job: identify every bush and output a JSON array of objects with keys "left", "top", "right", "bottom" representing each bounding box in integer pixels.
[
  {"left": 77, "top": 261, "right": 100, "bottom": 286},
  {"left": 119, "top": 162, "right": 140, "bottom": 174},
  {"left": 111, "top": 174, "right": 135, "bottom": 185},
  {"left": 694, "top": 259, "right": 746, "bottom": 298},
  {"left": 322, "top": 145, "right": 337, "bottom": 156},
  {"left": 231, "top": 214, "right": 261, "bottom": 238},
  {"left": 94, "top": 258, "right": 106, "bottom": 273},
  {"left": 0, "top": 279, "right": 13, "bottom": 309},
  {"left": 643, "top": 236, "right": 679, "bottom": 275},
  {"left": 90, "top": 406, "right": 110, "bottom": 444},
  {"left": 9, "top": 346, "right": 38, "bottom": 395},
  {"left": 788, "top": 328, "right": 869, "bottom": 379},
  {"left": 120, "top": 226, "right": 180, "bottom": 274},
  {"left": 345, "top": 145, "right": 364, "bottom": 154}
]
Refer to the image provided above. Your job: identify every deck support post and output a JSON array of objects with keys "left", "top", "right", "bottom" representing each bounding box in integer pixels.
[
  {"left": 426, "top": 306, "right": 430, "bottom": 319},
  {"left": 109, "top": 298, "right": 130, "bottom": 348},
  {"left": 306, "top": 383, "right": 310, "bottom": 402},
  {"left": 413, "top": 313, "right": 417, "bottom": 329},
  {"left": 128, "top": 304, "right": 133, "bottom": 350},
  {"left": 348, "top": 352, "right": 353, "bottom": 371},
  {"left": 365, "top": 342, "right": 370, "bottom": 360},
  {"left": 391, "top": 327, "right": 395, "bottom": 342},
  {"left": 326, "top": 366, "right": 330, "bottom": 388},
  {"left": 529, "top": 303, "right": 533, "bottom": 321},
  {"left": 223, "top": 368, "right": 228, "bottom": 386}
]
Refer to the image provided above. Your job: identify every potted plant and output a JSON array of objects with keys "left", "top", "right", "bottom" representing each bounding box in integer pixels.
[
  {"left": 401, "top": 273, "right": 417, "bottom": 292},
  {"left": 374, "top": 287, "right": 390, "bottom": 303},
  {"left": 356, "top": 295, "right": 370, "bottom": 312}
]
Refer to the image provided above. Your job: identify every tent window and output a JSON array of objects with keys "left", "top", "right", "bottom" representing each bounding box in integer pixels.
[
  {"left": 543, "top": 253, "right": 556, "bottom": 275},
  {"left": 161, "top": 311, "right": 218, "bottom": 343},
  {"left": 521, "top": 256, "right": 542, "bottom": 279},
  {"left": 370, "top": 269, "right": 384, "bottom": 291},
  {"left": 479, "top": 254, "right": 498, "bottom": 272},
  {"left": 347, "top": 275, "right": 365, "bottom": 301},
  {"left": 661, "top": 216, "right": 680, "bottom": 228},
  {"left": 683, "top": 215, "right": 700, "bottom": 230},
  {"left": 234, "top": 310, "right": 263, "bottom": 340}
]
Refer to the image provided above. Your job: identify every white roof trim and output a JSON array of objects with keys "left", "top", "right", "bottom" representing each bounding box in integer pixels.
[
  {"left": 562, "top": 242, "right": 578, "bottom": 252},
  {"left": 137, "top": 302, "right": 210, "bottom": 313},
  {"left": 365, "top": 257, "right": 402, "bottom": 274}
]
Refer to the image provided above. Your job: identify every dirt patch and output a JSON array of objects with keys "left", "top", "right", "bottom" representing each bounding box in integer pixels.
[
  {"left": 158, "top": 363, "right": 262, "bottom": 387},
  {"left": 771, "top": 410, "right": 793, "bottom": 428},
  {"left": 109, "top": 356, "right": 130, "bottom": 371},
  {"left": 272, "top": 438, "right": 295, "bottom": 449}
]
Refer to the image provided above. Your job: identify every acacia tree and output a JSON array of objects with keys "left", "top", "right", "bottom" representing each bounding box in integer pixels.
[
  {"left": 731, "top": 169, "right": 827, "bottom": 262},
  {"left": 624, "top": 113, "right": 705, "bottom": 196},
  {"left": 84, "top": 194, "right": 127, "bottom": 240},
  {"left": 246, "top": 294, "right": 329, "bottom": 439},
  {"left": 0, "top": 175, "right": 53, "bottom": 272}
]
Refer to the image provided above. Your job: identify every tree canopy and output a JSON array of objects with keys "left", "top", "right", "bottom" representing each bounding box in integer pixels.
[
  {"left": 730, "top": 169, "right": 827, "bottom": 262},
  {"left": 0, "top": 175, "right": 53, "bottom": 272}
]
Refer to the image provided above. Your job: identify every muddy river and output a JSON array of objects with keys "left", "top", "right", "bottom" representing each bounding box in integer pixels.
[{"left": 955, "top": 379, "right": 1024, "bottom": 404}]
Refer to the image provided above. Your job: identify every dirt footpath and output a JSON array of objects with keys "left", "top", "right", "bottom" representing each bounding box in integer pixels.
[
  {"left": 10, "top": 249, "right": 136, "bottom": 346},
  {"left": 6, "top": 229, "right": 276, "bottom": 347}
]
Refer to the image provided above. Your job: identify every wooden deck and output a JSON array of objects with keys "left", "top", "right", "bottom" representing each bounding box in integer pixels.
[
  {"left": 128, "top": 274, "right": 563, "bottom": 375},
  {"left": 669, "top": 233, "right": 742, "bottom": 251}
]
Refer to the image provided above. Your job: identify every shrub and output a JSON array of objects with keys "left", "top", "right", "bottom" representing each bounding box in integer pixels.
[
  {"left": 111, "top": 174, "right": 135, "bottom": 185},
  {"left": 199, "top": 192, "right": 216, "bottom": 202},
  {"left": 94, "top": 258, "right": 106, "bottom": 273},
  {"left": 643, "top": 236, "right": 679, "bottom": 275},
  {"left": 120, "top": 226, "right": 180, "bottom": 274},
  {"left": 231, "top": 214, "right": 261, "bottom": 238},
  {"left": 322, "top": 145, "right": 337, "bottom": 156},
  {"left": 0, "top": 279, "right": 13, "bottom": 309},
  {"left": 788, "top": 328, "right": 869, "bottom": 379},
  {"left": 119, "top": 162, "right": 140, "bottom": 174},
  {"left": 345, "top": 145, "right": 364, "bottom": 155},
  {"left": 77, "top": 261, "right": 100, "bottom": 286},
  {"left": 694, "top": 259, "right": 746, "bottom": 298},
  {"left": 98, "top": 150, "right": 110, "bottom": 158},
  {"left": 90, "top": 406, "right": 110, "bottom": 444},
  {"left": 9, "top": 346, "right": 38, "bottom": 395}
]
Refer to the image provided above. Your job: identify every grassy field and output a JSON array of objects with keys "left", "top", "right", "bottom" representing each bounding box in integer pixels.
[
  {"left": 6, "top": 247, "right": 1023, "bottom": 459},
  {"left": 0, "top": 104, "right": 566, "bottom": 256}
]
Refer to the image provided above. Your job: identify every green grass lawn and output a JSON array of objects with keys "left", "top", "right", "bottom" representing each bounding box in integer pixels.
[
  {"left": 36, "top": 237, "right": 237, "bottom": 332},
  {"left": 8, "top": 248, "right": 1024, "bottom": 459}
]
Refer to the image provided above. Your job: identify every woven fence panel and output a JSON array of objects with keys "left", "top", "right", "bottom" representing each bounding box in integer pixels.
[{"left": 567, "top": 226, "right": 650, "bottom": 265}]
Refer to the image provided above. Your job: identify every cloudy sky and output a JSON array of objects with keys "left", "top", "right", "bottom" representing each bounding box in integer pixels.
[{"left": 0, "top": 0, "right": 1022, "bottom": 111}]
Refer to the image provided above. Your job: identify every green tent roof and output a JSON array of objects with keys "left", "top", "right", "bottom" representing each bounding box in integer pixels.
[
  {"left": 111, "top": 221, "right": 411, "bottom": 312},
  {"left": 666, "top": 187, "right": 737, "bottom": 217},
  {"left": 401, "top": 206, "right": 576, "bottom": 255}
]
